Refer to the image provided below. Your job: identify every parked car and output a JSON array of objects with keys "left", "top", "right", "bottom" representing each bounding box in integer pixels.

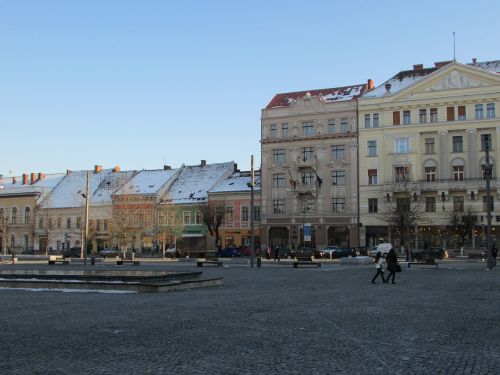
[
  {"left": 61, "top": 247, "right": 82, "bottom": 258},
  {"left": 368, "top": 243, "right": 393, "bottom": 257},
  {"left": 165, "top": 243, "right": 179, "bottom": 258},
  {"left": 319, "top": 246, "right": 357, "bottom": 259},
  {"left": 98, "top": 248, "right": 119, "bottom": 258},
  {"left": 238, "top": 246, "right": 252, "bottom": 256},
  {"left": 295, "top": 246, "right": 315, "bottom": 259},
  {"left": 216, "top": 247, "right": 243, "bottom": 257},
  {"left": 413, "top": 247, "right": 447, "bottom": 261}
]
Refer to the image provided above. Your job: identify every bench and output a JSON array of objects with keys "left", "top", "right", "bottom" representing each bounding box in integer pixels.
[
  {"left": 48, "top": 256, "right": 71, "bottom": 265},
  {"left": 468, "top": 253, "right": 486, "bottom": 262},
  {"left": 293, "top": 257, "right": 321, "bottom": 268},
  {"left": 407, "top": 258, "right": 438, "bottom": 269},
  {"left": 197, "top": 256, "right": 223, "bottom": 267},
  {"left": 116, "top": 259, "right": 140, "bottom": 265}
]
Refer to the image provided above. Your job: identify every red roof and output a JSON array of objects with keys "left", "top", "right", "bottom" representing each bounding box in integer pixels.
[{"left": 265, "top": 84, "right": 367, "bottom": 109}]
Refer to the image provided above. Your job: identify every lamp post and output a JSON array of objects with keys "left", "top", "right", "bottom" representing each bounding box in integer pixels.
[
  {"left": 81, "top": 171, "right": 90, "bottom": 264},
  {"left": 248, "top": 155, "right": 256, "bottom": 268},
  {"left": 484, "top": 139, "right": 493, "bottom": 270}
]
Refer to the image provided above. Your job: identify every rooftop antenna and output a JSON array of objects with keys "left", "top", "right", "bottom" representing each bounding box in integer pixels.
[{"left": 453, "top": 31, "right": 456, "bottom": 61}]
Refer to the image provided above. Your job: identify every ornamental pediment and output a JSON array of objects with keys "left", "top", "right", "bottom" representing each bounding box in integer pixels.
[{"left": 422, "top": 69, "right": 490, "bottom": 91}]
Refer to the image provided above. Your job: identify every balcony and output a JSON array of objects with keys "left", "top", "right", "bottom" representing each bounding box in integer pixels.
[
  {"left": 296, "top": 155, "right": 317, "bottom": 168},
  {"left": 294, "top": 182, "right": 317, "bottom": 195},
  {"left": 383, "top": 178, "right": 500, "bottom": 193}
]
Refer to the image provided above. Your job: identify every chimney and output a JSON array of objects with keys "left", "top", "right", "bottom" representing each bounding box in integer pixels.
[
  {"left": 22, "top": 174, "right": 29, "bottom": 184},
  {"left": 385, "top": 83, "right": 392, "bottom": 93},
  {"left": 367, "top": 79, "right": 375, "bottom": 91},
  {"left": 94, "top": 165, "right": 102, "bottom": 173},
  {"left": 200, "top": 160, "right": 206, "bottom": 167},
  {"left": 30, "top": 172, "right": 37, "bottom": 184},
  {"left": 234, "top": 163, "right": 238, "bottom": 173},
  {"left": 12, "top": 176, "right": 17, "bottom": 184},
  {"left": 434, "top": 60, "right": 452, "bottom": 68},
  {"left": 163, "top": 165, "right": 171, "bottom": 170},
  {"left": 66, "top": 169, "right": 71, "bottom": 175},
  {"left": 38, "top": 173, "right": 45, "bottom": 181},
  {"left": 112, "top": 166, "right": 121, "bottom": 172},
  {"left": 472, "top": 57, "right": 477, "bottom": 64},
  {"left": 413, "top": 64, "right": 424, "bottom": 71}
]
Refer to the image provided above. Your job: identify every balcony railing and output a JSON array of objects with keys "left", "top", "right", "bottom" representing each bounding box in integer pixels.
[
  {"left": 383, "top": 178, "right": 500, "bottom": 192},
  {"left": 296, "top": 155, "right": 317, "bottom": 168}
]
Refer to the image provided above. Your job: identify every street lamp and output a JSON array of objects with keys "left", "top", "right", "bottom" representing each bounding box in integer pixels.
[
  {"left": 483, "top": 139, "right": 494, "bottom": 270},
  {"left": 80, "top": 171, "right": 90, "bottom": 264}
]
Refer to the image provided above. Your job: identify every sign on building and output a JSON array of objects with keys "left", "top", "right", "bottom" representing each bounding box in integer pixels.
[{"left": 304, "top": 224, "right": 311, "bottom": 242}]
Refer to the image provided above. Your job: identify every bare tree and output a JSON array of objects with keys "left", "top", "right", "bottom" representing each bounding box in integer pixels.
[
  {"left": 154, "top": 200, "right": 184, "bottom": 255},
  {"left": 382, "top": 187, "right": 425, "bottom": 261},
  {"left": 0, "top": 209, "right": 7, "bottom": 255},
  {"left": 202, "top": 200, "right": 225, "bottom": 250},
  {"left": 448, "top": 207, "right": 476, "bottom": 249}
]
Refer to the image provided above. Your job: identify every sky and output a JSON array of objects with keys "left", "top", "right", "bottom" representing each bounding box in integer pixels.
[{"left": 1, "top": 0, "right": 499, "bottom": 177}]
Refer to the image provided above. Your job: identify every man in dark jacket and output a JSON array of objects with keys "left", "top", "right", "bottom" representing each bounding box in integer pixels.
[{"left": 385, "top": 248, "right": 399, "bottom": 284}]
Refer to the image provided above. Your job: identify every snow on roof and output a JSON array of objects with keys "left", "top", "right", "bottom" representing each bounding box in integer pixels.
[
  {"left": 114, "top": 169, "right": 179, "bottom": 196},
  {"left": 363, "top": 59, "right": 500, "bottom": 99},
  {"left": 92, "top": 170, "right": 136, "bottom": 204},
  {"left": 0, "top": 174, "right": 64, "bottom": 197},
  {"left": 265, "top": 84, "right": 367, "bottom": 109},
  {"left": 209, "top": 172, "right": 261, "bottom": 193},
  {"left": 163, "top": 162, "right": 234, "bottom": 205},
  {"left": 39, "top": 169, "right": 125, "bottom": 209}
]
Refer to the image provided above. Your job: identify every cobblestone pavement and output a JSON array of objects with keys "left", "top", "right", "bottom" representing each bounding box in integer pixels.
[{"left": 0, "top": 260, "right": 499, "bottom": 375}]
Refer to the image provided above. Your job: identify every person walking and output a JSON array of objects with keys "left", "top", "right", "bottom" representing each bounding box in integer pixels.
[
  {"left": 371, "top": 252, "right": 387, "bottom": 284},
  {"left": 492, "top": 244, "right": 498, "bottom": 266},
  {"left": 385, "top": 248, "right": 398, "bottom": 284},
  {"left": 274, "top": 246, "right": 280, "bottom": 261},
  {"left": 266, "top": 245, "right": 271, "bottom": 260}
]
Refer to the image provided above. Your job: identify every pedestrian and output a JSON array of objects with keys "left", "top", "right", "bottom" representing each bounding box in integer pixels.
[
  {"left": 266, "top": 245, "right": 271, "bottom": 260},
  {"left": 385, "top": 248, "right": 399, "bottom": 284},
  {"left": 274, "top": 246, "right": 280, "bottom": 261},
  {"left": 371, "top": 252, "right": 387, "bottom": 284},
  {"left": 492, "top": 245, "right": 498, "bottom": 266}
]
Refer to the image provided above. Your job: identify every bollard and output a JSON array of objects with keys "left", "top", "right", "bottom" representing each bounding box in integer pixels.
[
  {"left": 91, "top": 257, "right": 96, "bottom": 266},
  {"left": 256, "top": 257, "right": 261, "bottom": 268}
]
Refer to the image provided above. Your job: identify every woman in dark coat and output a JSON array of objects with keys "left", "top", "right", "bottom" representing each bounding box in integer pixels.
[{"left": 386, "top": 248, "right": 398, "bottom": 284}]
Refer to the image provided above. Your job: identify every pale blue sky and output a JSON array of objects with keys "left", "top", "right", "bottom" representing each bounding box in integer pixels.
[{"left": 1, "top": 0, "right": 499, "bottom": 176}]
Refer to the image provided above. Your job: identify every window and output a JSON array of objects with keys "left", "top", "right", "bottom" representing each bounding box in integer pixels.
[
  {"left": 183, "top": 211, "right": 191, "bottom": 225},
  {"left": 368, "top": 169, "right": 378, "bottom": 185},
  {"left": 24, "top": 207, "right": 31, "bottom": 224},
  {"left": 482, "top": 163, "right": 493, "bottom": 180},
  {"left": 269, "top": 124, "right": 277, "bottom": 138},
  {"left": 328, "top": 119, "right": 335, "bottom": 134},
  {"left": 340, "top": 118, "right": 349, "bottom": 133},
  {"left": 195, "top": 211, "right": 203, "bottom": 224},
  {"left": 332, "top": 145, "right": 345, "bottom": 160},
  {"left": 425, "top": 138, "right": 435, "bottom": 154},
  {"left": 332, "top": 170, "right": 345, "bottom": 186},
  {"left": 453, "top": 165, "right": 464, "bottom": 181},
  {"left": 419, "top": 109, "right": 427, "bottom": 124},
  {"left": 452, "top": 136, "right": 463, "bottom": 152},
  {"left": 396, "top": 198, "right": 410, "bottom": 212},
  {"left": 394, "top": 166, "right": 410, "bottom": 182},
  {"left": 481, "top": 134, "right": 492, "bottom": 151},
  {"left": 272, "top": 149, "right": 285, "bottom": 164},
  {"left": 302, "top": 121, "right": 315, "bottom": 136},
  {"left": 0, "top": 208, "right": 3, "bottom": 222},
  {"left": 367, "top": 140, "right": 377, "bottom": 156},
  {"left": 57, "top": 217, "right": 61, "bottom": 229},
  {"left": 76, "top": 217, "right": 81, "bottom": 229},
  {"left": 458, "top": 106, "right": 466, "bottom": 121},
  {"left": 483, "top": 196, "right": 494, "bottom": 212},
  {"left": 368, "top": 198, "right": 378, "bottom": 213},
  {"left": 103, "top": 219, "right": 108, "bottom": 231},
  {"left": 447, "top": 106, "right": 455, "bottom": 121},
  {"left": 254, "top": 206, "right": 261, "bottom": 221},
  {"left": 430, "top": 108, "right": 438, "bottom": 123},
  {"left": 281, "top": 123, "right": 288, "bottom": 137},
  {"left": 395, "top": 138, "right": 409, "bottom": 153},
  {"left": 11, "top": 207, "right": 17, "bottom": 224},
  {"left": 272, "top": 173, "right": 285, "bottom": 188},
  {"left": 301, "top": 172, "right": 315, "bottom": 185},
  {"left": 48, "top": 218, "right": 53, "bottom": 230},
  {"left": 373, "top": 113, "right": 379, "bottom": 127},
  {"left": 241, "top": 206, "right": 249, "bottom": 222},
  {"left": 39, "top": 217, "right": 43, "bottom": 229},
  {"left": 302, "top": 147, "right": 315, "bottom": 161},
  {"left": 487, "top": 103, "right": 496, "bottom": 119},
  {"left": 425, "top": 197, "right": 436, "bottom": 212},
  {"left": 453, "top": 196, "right": 464, "bottom": 212},
  {"left": 403, "top": 110, "right": 411, "bottom": 124},
  {"left": 393, "top": 111, "right": 400, "bottom": 125},
  {"left": 425, "top": 167, "right": 436, "bottom": 182},
  {"left": 273, "top": 200, "right": 285, "bottom": 214},
  {"left": 96, "top": 219, "right": 101, "bottom": 232},
  {"left": 66, "top": 217, "right": 71, "bottom": 229},
  {"left": 475, "top": 104, "right": 484, "bottom": 120},
  {"left": 332, "top": 198, "right": 345, "bottom": 213},
  {"left": 364, "top": 114, "right": 371, "bottom": 128},
  {"left": 226, "top": 207, "right": 233, "bottom": 222}
]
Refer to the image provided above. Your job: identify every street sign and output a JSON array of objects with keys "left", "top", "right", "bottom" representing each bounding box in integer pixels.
[{"left": 304, "top": 224, "right": 311, "bottom": 242}]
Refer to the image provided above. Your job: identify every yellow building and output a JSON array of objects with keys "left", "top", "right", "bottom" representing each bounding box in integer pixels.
[{"left": 359, "top": 59, "right": 500, "bottom": 251}]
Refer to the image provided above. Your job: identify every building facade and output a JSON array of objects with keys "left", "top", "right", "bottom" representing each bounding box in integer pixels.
[
  {"left": 358, "top": 59, "right": 500, "bottom": 251},
  {"left": 261, "top": 84, "right": 368, "bottom": 251}
]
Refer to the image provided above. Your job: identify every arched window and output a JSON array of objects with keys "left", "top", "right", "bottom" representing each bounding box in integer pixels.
[
  {"left": 451, "top": 159, "right": 465, "bottom": 181},
  {"left": 24, "top": 207, "right": 31, "bottom": 224},
  {"left": 480, "top": 156, "right": 495, "bottom": 180},
  {"left": 11, "top": 207, "right": 18, "bottom": 224},
  {"left": 424, "top": 159, "right": 438, "bottom": 182}
]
